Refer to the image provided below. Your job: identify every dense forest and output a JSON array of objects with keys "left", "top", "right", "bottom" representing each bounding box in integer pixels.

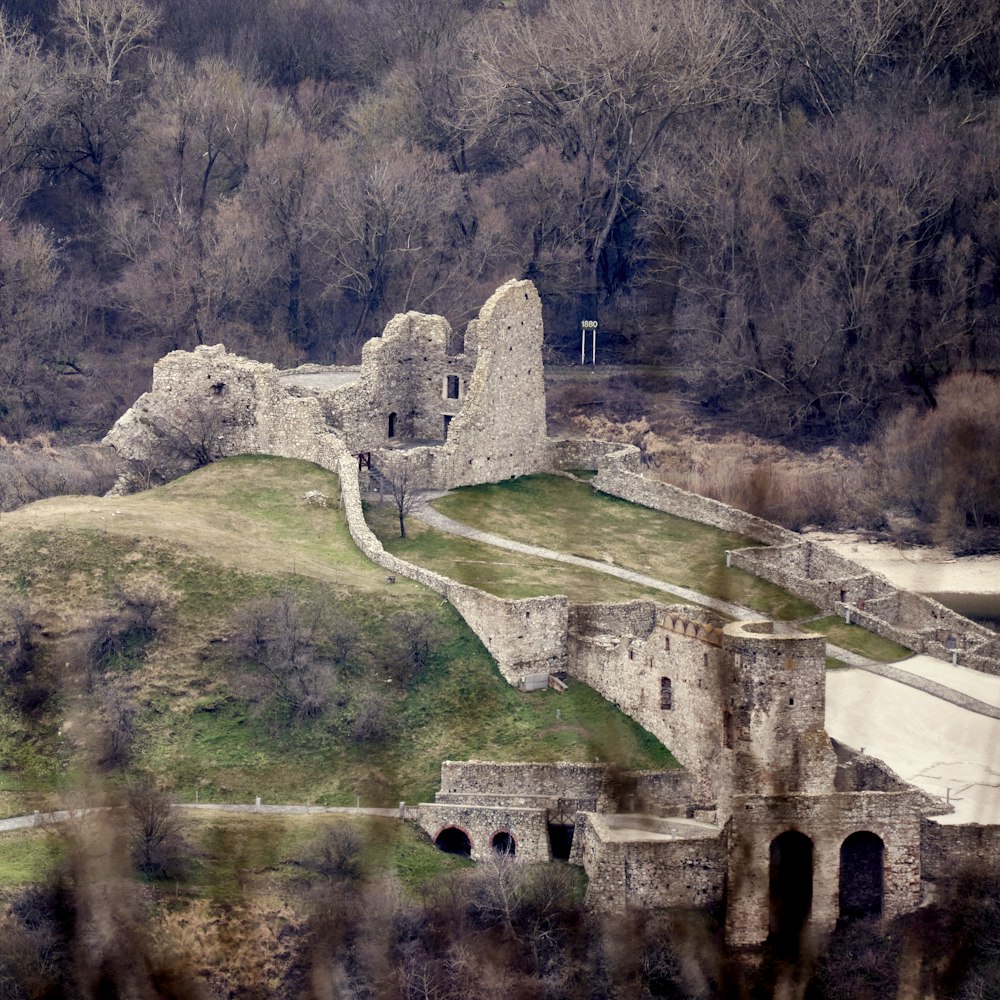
[{"left": 0, "top": 0, "right": 997, "bottom": 444}]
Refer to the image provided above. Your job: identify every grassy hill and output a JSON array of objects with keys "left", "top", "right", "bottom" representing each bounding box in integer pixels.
[{"left": 0, "top": 456, "right": 675, "bottom": 820}]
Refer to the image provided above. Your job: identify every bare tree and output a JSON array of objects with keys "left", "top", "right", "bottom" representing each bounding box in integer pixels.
[
  {"left": 125, "top": 776, "right": 187, "bottom": 878},
  {"left": 459, "top": 0, "right": 757, "bottom": 306},
  {"left": 56, "top": 0, "right": 161, "bottom": 85},
  {"left": 379, "top": 454, "right": 425, "bottom": 539},
  {"left": 230, "top": 592, "right": 352, "bottom": 723}
]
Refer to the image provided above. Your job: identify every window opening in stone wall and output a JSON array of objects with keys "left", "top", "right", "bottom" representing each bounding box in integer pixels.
[
  {"left": 388, "top": 412, "right": 397, "bottom": 438},
  {"left": 769, "top": 830, "right": 814, "bottom": 949},
  {"left": 664, "top": 636, "right": 670, "bottom": 652},
  {"left": 839, "top": 831, "right": 884, "bottom": 922},
  {"left": 660, "top": 677, "right": 673, "bottom": 710},
  {"left": 723, "top": 710, "right": 734, "bottom": 749},
  {"left": 435, "top": 827, "right": 472, "bottom": 857},
  {"left": 492, "top": 831, "right": 516, "bottom": 856},
  {"left": 443, "top": 415, "right": 453, "bottom": 439},
  {"left": 446, "top": 375, "right": 460, "bottom": 399},
  {"left": 628, "top": 649, "right": 634, "bottom": 660}
]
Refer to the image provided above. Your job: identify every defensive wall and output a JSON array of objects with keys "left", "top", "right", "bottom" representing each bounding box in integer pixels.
[
  {"left": 101, "top": 279, "right": 999, "bottom": 946},
  {"left": 920, "top": 819, "right": 1000, "bottom": 884},
  {"left": 577, "top": 812, "right": 727, "bottom": 912},
  {"left": 726, "top": 790, "right": 926, "bottom": 946},
  {"left": 586, "top": 440, "right": 999, "bottom": 673},
  {"left": 415, "top": 761, "right": 691, "bottom": 865}
]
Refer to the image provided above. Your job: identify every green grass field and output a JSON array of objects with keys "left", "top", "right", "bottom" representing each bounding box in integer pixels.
[
  {"left": 0, "top": 458, "right": 675, "bottom": 822},
  {"left": 808, "top": 615, "right": 912, "bottom": 663},
  {"left": 426, "top": 475, "right": 817, "bottom": 620}
]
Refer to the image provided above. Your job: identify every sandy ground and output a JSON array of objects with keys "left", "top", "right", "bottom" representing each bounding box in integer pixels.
[
  {"left": 826, "top": 661, "right": 1000, "bottom": 824},
  {"left": 807, "top": 530, "right": 1000, "bottom": 602}
]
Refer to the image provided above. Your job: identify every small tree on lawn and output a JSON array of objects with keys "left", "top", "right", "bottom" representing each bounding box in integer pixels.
[{"left": 381, "top": 454, "right": 424, "bottom": 539}]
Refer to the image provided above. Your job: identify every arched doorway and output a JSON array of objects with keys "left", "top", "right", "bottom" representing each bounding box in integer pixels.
[
  {"left": 434, "top": 826, "right": 472, "bottom": 857},
  {"left": 839, "top": 831, "right": 884, "bottom": 921},
  {"left": 492, "top": 831, "right": 516, "bottom": 856},
  {"left": 769, "top": 831, "right": 814, "bottom": 943},
  {"left": 388, "top": 412, "right": 397, "bottom": 438}
]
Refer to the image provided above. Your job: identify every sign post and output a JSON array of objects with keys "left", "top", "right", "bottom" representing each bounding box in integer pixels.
[{"left": 581, "top": 319, "right": 598, "bottom": 366}]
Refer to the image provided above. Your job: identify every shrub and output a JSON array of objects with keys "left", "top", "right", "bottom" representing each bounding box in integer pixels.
[{"left": 881, "top": 373, "right": 1000, "bottom": 550}]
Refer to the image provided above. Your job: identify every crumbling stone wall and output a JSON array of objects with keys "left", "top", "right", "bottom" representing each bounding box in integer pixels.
[
  {"left": 591, "top": 444, "right": 797, "bottom": 545},
  {"left": 319, "top": 310, "right": 471, "bottom": 451},
  {"left": 104, "top": 344, "right": 353, "bottom": 486}
]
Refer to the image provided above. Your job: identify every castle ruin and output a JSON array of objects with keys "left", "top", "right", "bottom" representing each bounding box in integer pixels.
[{"left": 105, "top": 280, "right": 1000, "bottom": 949}]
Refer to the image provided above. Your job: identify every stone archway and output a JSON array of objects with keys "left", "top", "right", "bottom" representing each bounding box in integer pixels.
[
  {"left": 434, "top": 826, "right": 472, "bottom": 857},
  {"left": 839, "top": 831, "right": 884, "bottom": 921},
  {"left": 491, "top": 831, "right": 516, "bottom": 857},
  {"left": 769, "top": 830, "right": 814, "bottom": 943}
]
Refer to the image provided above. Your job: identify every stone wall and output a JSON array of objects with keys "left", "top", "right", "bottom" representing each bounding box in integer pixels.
[
  {"left": 568, "top": 603, "right": 732, "bottom": 807},
  {"left": 921, "top": 819, "right": 1000, "bottom": 882},
  {"left": 591, "top": 445, "right": 797, "bottom": 546},
  {"left": 323, "top": 311, "right": 469, "bottom": 451},
  {"left": 438, "top": 760, "right": 611, "bottom": 807},
  {"left": 578, "top": 812, "right": 727, "bottom": 912},
  {"left": 731, "top": 540, "right": 997, "bottom": 667},
  {"left": 726, "top": 790, "right": 926, "bottom": 947},
  {"left": 549, "top": 437, "right": 627, "bottom": 473},
  {"left": 336, "top": 452, "right": 568, "bottom": 684}
]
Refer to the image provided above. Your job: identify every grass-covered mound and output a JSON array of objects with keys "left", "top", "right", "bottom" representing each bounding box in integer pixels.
[{"left": 0, "top": 457, "right": 675, "bottom": 819}]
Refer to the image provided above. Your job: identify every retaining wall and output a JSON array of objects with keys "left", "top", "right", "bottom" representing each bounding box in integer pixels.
[{"left": 336, "top": 451, "right": 569, "bottom": 683}]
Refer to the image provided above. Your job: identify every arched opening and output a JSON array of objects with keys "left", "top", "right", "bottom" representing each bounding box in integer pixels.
[
  {"left": 492, "top": 831, "right": 516, "bottom": 856},
  {"left": 769, "top": 831, "right": 814, "bottom": 945},
  {"left": 388, "top": 412, "right": 397, "bottom": 438},
  {"left": 839, "top": 831, "right": 884, "bottom": 922},
  {"left": 660, "top": 676, "right": 673, "bottom": 710},
  {"left": 434, "top": 826, "right": 471, "bottom": 857}
]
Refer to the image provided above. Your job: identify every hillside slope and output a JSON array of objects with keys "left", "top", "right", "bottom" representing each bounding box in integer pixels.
[{"left": 0, "top": 456, "right": 674, "bottom": 818}]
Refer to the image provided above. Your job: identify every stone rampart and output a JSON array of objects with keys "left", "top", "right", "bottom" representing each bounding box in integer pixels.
[
  {"left": 921, "top": 819, "right": 1000, "bottom": 882},
  {"left": 336, "top": 452, "right": 568, "bottom": 683},
  {"left": 578, "top": 812, "right": 727, "bottom": 912},
  {"left": 592, "top": 445, "right": 797, "bottom": 546}
]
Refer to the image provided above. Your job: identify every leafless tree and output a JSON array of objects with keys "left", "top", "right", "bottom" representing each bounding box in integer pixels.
[
  {"left": 56, "top": 0, "right": 161, "bottom": 85},
  {"left": 230, "top": 592, "right": 354, "bottom": 723},
  {"left": 125, "top": 776, "right": 187, "bottom": 878},
  {"left": 379, "top": 453, "right": 425, "bottom": 539},
  {"left": 459, "top": 0, "right": 757, "bottom": 306}
]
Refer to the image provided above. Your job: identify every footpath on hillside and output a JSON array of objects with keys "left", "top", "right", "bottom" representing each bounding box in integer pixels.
[{"left": 412, "top": 496, "right": 999, "bottom": 718}]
